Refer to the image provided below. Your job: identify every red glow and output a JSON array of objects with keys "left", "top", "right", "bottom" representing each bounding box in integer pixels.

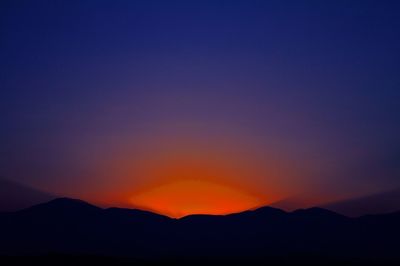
[
  {"left": 71, "top": 134, "right": 299, "bottom": 217},
  {"left": 114, "top": 136, "right": 288, "bottom": 217},
  {"left": 131, "top": 179, "right": 261, "bottom": 218}
]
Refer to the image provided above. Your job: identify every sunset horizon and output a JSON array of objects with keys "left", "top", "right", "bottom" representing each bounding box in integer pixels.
[{"left": 1, "top": 0, "right": 399, "bottom": 264}]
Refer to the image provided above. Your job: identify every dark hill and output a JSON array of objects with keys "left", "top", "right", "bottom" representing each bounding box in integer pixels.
[
  {"left": 323, "top": 188, "right": 400, "bottom": 216},
  {"left": 0, "top": 198, "right": 399, "bottom": 261},
  {"left": 0, "top": 178, "right": 55, "bottom": 212}
]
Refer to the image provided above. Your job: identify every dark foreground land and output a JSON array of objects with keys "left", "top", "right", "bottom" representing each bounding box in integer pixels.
[
  {"left": 1, "top": 255, "right": 400, "bottom": 266},
  {"left": 1, "top": 198, "right": 400, "bottom": 265}
]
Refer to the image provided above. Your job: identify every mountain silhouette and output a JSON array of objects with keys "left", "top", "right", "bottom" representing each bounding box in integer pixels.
[
  {"left": 0, "top": 178, "right": 55, "bottom": 212},
  {"left": 269, "top": 194, "right": 322, "bottom": 211},
  {"left": 322, "top": 187, "right": 400, "bottom": 217},
  {"left": 0, "top": 198, "right": 399, "bottom": 263}
]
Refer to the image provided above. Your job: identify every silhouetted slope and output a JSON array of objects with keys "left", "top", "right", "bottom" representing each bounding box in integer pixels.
[
  {"left": 0, "top": 178, "right": 55, "bottom": 211},
  {"left": 24, "top": 198, "right": 102, "bottom": 213},
  {"left": 104, "top": 207, "right": 170, "bottom": 221},
  {"left": 269, "top": 195, "right": 318, "bottom": 211},
  {"left": 323, "top": 188, "right": 400, "bottom": 216},
  {"left": 0, "top": 198, "right": 399, "bottom": 261},
  {"left": 291, "top": 207, "right": 345, "bottom": 220}
]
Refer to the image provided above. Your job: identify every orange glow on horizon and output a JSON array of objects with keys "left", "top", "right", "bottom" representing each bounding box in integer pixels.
[
  {"left": 130, "top": 179, "right": 262, "bottom": 218},
  {"left": 85, "top": 133, "right": 299, "bottom": 217}
]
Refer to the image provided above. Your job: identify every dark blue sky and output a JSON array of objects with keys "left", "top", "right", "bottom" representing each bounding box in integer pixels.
[{"left": 1, "top": 0, "right": 399, "bottom": 209}]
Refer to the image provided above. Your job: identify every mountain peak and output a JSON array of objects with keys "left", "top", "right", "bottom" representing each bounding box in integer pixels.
[
  {"left": 23, "top": 197, "right": 102, "bottom": 214},
  {"left": 322, "top": 187, "right": 400, "bottom": 217},
  {"left": 48, "top": 197, "right": 89, "bottom": 204},
  {"left": 292, "top": 207, "right": 345, "bottom": 218},
  {"left": 105, "top": 207, "right": 170, "bottom": 220},
  {"left": 253, "top": 205, "right": 287, "bottom": 214},
  {"left": 0, "top": 177, "right": 55, "bottom": 212},
  {"left": 224, "top": 205, "right": 287, "bottom": 220}
]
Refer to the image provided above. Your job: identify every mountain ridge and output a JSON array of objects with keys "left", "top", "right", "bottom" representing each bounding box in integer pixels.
[
  {"left": 0, "top": 178, "right": 56, "bottom": 212},
  {"left": 3, "top": 197, "right": 350, "bottom": 219},
  {"left": 322, "top": 187, "right": 400, "bottom": 217},
  {"left": 1, "top": 197, "right": 400, "bottom": 260}
]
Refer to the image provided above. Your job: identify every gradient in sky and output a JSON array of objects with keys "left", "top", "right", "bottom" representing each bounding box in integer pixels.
[{"left": 1, "top": 0, "right": 400, "bottom": 217}]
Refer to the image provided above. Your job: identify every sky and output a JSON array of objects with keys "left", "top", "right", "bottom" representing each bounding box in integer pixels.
[{"left": 1, "top": 0, "right": 400, "bottom": 217}]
